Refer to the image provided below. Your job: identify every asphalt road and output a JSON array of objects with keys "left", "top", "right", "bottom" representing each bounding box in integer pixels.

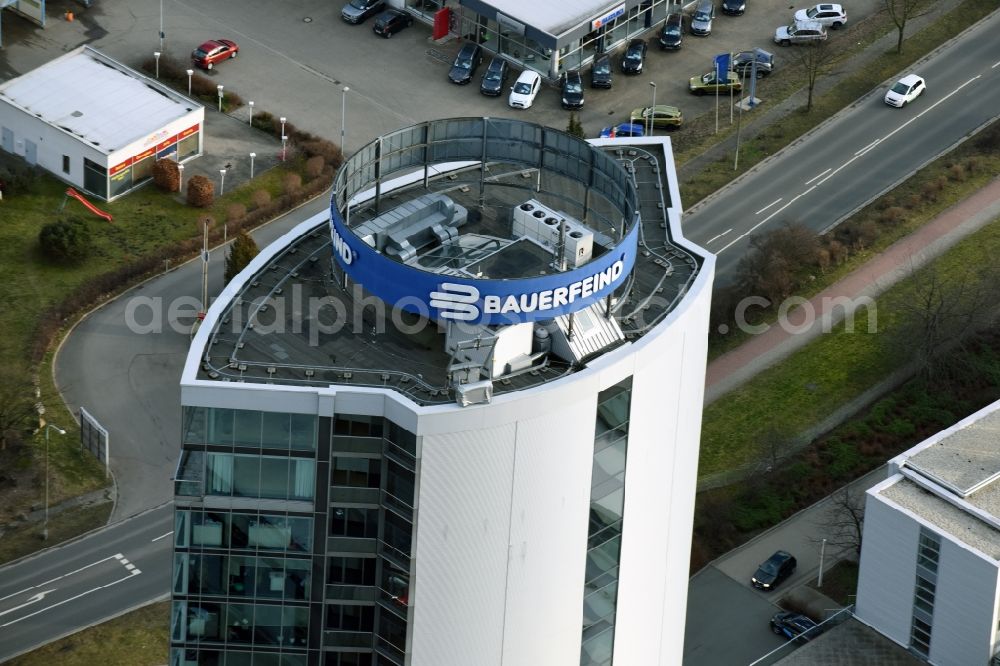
[
  {"left": 684, "top": 10, "right": 1000, "bottom": 280},
  {"left": 0, "top": 503, "right": 173, "bottom": 663}
]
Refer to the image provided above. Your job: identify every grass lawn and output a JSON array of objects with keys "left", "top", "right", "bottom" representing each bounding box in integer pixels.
[
  {"left": 0, "top": 503, "right": 112, "bottom": 567},
  {"left": 7, "top": 600, "right": 170, "bottom": 666},
  {"left": 810, "top": 560, "right": 859, "bottom": 607}
]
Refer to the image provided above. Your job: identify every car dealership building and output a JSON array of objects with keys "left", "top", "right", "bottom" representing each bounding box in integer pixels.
[
  {"left": 396, "top": 0, "right": 676, "bottom": 78},
  {"left": 0, "top": 45, "right": 203, "bottom": 201},
  {"left": 171, "top": 118, "right": 713, "bottom": 666}
]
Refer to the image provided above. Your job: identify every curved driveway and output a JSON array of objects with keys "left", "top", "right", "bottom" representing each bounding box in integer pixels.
[{"left": 684, "top": 10, "right": 1000, "bottom": 280}]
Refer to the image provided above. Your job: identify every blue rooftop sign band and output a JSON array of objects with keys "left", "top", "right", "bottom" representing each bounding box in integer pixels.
[{"left": 329, "top": 209, "right": 639, "bottom": 326}]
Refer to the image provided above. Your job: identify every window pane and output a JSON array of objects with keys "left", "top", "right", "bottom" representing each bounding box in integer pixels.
[
  {"left": 261, "top": 412, "right": 292, "bottom": 449},
  {"left": 234, "top": 410, "right": 262, "bottom": 446}
]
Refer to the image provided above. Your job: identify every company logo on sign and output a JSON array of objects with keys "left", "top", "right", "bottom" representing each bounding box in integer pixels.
[
  {"left": 592, "top": 3, "right": 626, "bottom": 29},
  {"left": 430, "top": 283, "right": 480, "bottom": 321},
  {"left": 430, "top": 258, "right": 625, "bottom": 321},
  {"left": 331, "top": 225, "right": 355, "bottom": 265}
]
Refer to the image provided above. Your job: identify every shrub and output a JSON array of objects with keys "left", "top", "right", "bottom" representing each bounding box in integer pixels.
[
  {"left": 187, "top": 175, "right": 215, "bottom": 207},
  {"left": 152, "top": 158, "right": 181, "bottom": 192},
  {"left": 250, "top": 189, "right": 271, "bottom": 209},
  {"left": 38, "top": 217, "right": 91, "bottom": 263},
  {"left": 0, "top": 162, "right": 39, "bottom": 196},
  {"left": 225, "top": 231, "right": 260, "bottom": 283},
  {"left": 305, "top": 155, "right": 325, "bottom": 179},
  {"left": 880, "top": 206, "right": 906, "bottom": 225},
  {"left": 948, "top": 164, "right": 966, "bottom": 182},
  {"left": 226, "top": 203, "right": 247, "bottom": 223},
  {"left": 965, "top": 156, "right": 984, "bottom": 173},
  {"left": 252, "top": 111, "right": 275, "bottom": 133},
  {"left": 283, "top": 173, "right": 302, "bottom": 194},
  {"left": 299, "top": 140, "right": 344, "bottom": 168}
]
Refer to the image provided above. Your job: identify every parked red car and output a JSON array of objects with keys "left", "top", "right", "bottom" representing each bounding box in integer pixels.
[{"left": 191, "top": 39, "right": 239, "bottom": 70}]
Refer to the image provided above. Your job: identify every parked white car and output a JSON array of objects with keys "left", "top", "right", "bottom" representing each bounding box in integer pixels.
[
  {"left": 884, "top": 74, "right": 926, "bottom": 107},
  {"left": 508, "top": 70, "right": 542, "bottom": 109},
  {"left": 793, "top": 3, "right": 847, "bottom": 29}
]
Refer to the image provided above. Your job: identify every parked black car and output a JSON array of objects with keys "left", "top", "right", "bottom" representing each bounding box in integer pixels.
[
  {"left": 620, "top": 39, "right": 647, "bottom": 75},
  {"left": 341, "top": 0, "right": 385, "bottom": 24},
  {"left": 721, "top": 0, "right": 747, "bottom": 15},
  {"left": 733, "top": 49, "right": 774, "bottom": 78},
  {"left": 449, "top": 42, "right": 483, "bottom": 84},
  {"left": 770, "top": 612, "right": 821, "bottom": 642},
  {"left": 659, "top": 14, "right": 683, "bottom": 49},
  {"left": 372, "top": 9, "right": 413, "bottom": 37},
  {"left": 561, "top": 70, "right": 585, "bottom": 109},
  {"left": 591, "top": 53, "right": 613, "bottom": 88},
  {"left": 479, "top": 57, "right": 509, "bottom": 96},
  {"left": 752, "top": 550, "right": 797, "bottom": 590}
]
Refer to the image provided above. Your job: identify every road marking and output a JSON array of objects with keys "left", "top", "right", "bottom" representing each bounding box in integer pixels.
[
  {"left": 804, "top": 168, "right": 831, "bottom": 185},
  {"left": 151, "top": 530, "right": 174, "bottom": 542},
  {"left": 0, "top": 587, "right": 34, "bottom": 604},
  {"left": 854, "top": 139, "right": 880, "bottom": 156},
  {"left": 755, "top": 198, "right": 782, "bottom": 215},
  {"left": 992, "top": 60, "right": 1000, "bottom": 69},
  {"left": 0, "top": 572, "right": 142, "bottom": 628},
  {"left": 706, "top": 229, "right": 732, "bottom": 244},
  {"left": 37, "top": 553, "right": 124, "bottom": 587},
  {"left": 719, "top": 184, "right": 818, "bottom": 253},
  {"left": 0, "top": 591, "right": 56, "bottom": 619}
]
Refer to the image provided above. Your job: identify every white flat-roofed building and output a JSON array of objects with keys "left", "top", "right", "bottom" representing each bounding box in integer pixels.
[
  {"left": 0, "top": 45, "right": 203, "bottom": 201},
  {"left": 855, "top": 400, "right": 1000, "bottom": 666},
  {"left": 171, "top": 120, "right": 713, "bottom": 666}
]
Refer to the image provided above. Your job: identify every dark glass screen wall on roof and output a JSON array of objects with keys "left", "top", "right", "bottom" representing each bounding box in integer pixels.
[{"left": 580, "top": 378, "right": 632, "bottom": 665}]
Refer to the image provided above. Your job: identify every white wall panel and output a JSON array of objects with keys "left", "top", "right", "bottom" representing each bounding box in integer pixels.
[
  {"left": 410, "top": 422, "right": 516, "bottom": 666},
  {"left": 928, "top": 537, "right": 999, "bottom": 666},
  {"left": 501, "top": 396, "right": 598, "bottom": 666},
  {"left": 855, "top": 489, "right": 920, "bottom": 645}
]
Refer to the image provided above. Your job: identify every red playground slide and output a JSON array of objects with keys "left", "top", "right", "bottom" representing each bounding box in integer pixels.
[{"left": 65, "top": 187, "right": 113, "bottom": 222}]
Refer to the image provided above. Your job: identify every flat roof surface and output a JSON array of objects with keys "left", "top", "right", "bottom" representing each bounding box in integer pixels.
[
  {"left": 197, "top": 144, "right": 704, "bottom": 405},
  {"left": 775, "top": 618, "right": 922, "bottom": 665},
  {"left": 880, "top": 478, "right": 1000, "bottom": 560},
  {"left": 480, "top": 0, "right": 622, "bottom": 37},
  {"left": 0, "top": 46, "right": 197, "bottom": 155},
  {"left": 906, "top": 406, "right": 1000, "bottom": 495}
]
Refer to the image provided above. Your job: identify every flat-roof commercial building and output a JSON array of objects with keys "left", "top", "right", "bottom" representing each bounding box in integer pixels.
[
  {"left": 0, "top": 46, "right": 203, "bottom": 201},
  {"left": 855, "top": 400, "right": 1000, "bottom": 666},
  {"left": 171, "top": 119, "right": 714, "bottom": 665},
  {"left": 397, "top": 0, "right": 676, "bottom": 79}
]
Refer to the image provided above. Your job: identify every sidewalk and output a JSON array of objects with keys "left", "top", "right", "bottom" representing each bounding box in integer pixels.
[{"left": 705, "top": 175, "right": 1000, "bottom": 403}]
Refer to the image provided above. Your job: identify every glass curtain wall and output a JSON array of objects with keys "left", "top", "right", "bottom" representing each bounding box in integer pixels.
[{"left": 580, "top": 378, "right": 632, "bottom": 666}]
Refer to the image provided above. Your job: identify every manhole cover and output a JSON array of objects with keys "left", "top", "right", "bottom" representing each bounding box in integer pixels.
[{"left": 303, "top": 16, "right": 313, "bottom": 23}]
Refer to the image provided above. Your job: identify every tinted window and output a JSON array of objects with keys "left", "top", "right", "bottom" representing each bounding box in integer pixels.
[{"left": 594, "top": 59, "right": 610, "bottom": 74}]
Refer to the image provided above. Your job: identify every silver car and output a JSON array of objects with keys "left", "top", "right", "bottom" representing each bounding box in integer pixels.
[
  {"left": 690, "top": 0, "right": 716, "bottom": 36},
  {"left": 774, "top": 20, "right": 827, "bottom": 45}
]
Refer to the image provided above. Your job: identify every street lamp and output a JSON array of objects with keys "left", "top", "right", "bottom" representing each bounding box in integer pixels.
[
  {"left": 279, "top": 116, "right": 287, "bottom": 139},
  {"left": 177, "top": 163, "right": 185, "bottom": 193},
  {"left": 219, "top": 168, "right": 227, "bottom": 195},
  {"left": 186, "top": 69, "right": 194, "bottom": 96},
  {"left": 153, "top": 51, "right": 161, "bottom": 79},
  {"left": 248, "top": 100, "right": 254, "bottom": 127},
  {"left": 41, "top": 422, "right": 66, "bottom": 540},
  {"left": 217, "top": 85, "right": 225, "bottom": 113},
  {"left": 341, "top": 87, "right": 349, "bottom": 152},
  {"left": 159, "top": 0, "right": 164, "bottom": 52},
  {"left": 648, "top": 81, "right": 657, "bottom": 137},
  {"left": 281, "top": 135, "right": 288, "bottom": 162},
  {"left": 249, "top": 152, "right": 256, "bottom": 179}
]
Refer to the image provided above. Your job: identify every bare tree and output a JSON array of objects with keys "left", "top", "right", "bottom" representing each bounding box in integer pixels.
[
  {"left": 736, "top": 222, "right": 821, "bottom": 303},
  {"left": 885, "top": 0, "right": 934, "bottom": 54},
  {"left": 0, "top": 366, "right": 39, "bottom": 452},
  {"left": 816, "top": 486, "right": 866, "bottom": 557},
  {"left": 791, "top": 40, "right": 830, "bottom": 112},
  {"left": 888, "top": 262, "right": 1000, "bottom": 379}
]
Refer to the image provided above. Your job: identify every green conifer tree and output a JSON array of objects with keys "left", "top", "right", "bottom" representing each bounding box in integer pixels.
[{"left": 224, "top": 231, "right": 260, "bottom": 283}]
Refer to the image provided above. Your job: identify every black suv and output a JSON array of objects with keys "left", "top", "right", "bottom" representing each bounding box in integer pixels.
[
  {"left": 591, "top": 53, "right": 612, "bottom": 88},
  {"left": 620, "top": 39, "right": 647, "bottom": 75},
  {"left": 449, "top": 42, "right": 483, "bottom": 84},
  {"left": 659, "top": 14, "right": 683, "bottom": 50},
  {"left": 733, "top": 48, "right": 774, "bottom": 78},
  {"left": 372, "top": 9, "right": 413, "bottom": 37},
  {"left": 561, "top": 70, "right": 584, "bottom": 109},
  {"left": 479, "top": 57, "right": 509, "bottom": 96},
  {"left": 721, "top": 0, "right": 747, "bottom": 15},
  {"left": 752, "top": 550, "right": 796, "bottom": 590}
]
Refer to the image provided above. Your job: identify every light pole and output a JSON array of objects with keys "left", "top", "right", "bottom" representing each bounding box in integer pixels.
[
  {"left": 279, "top": 116, "right": 287, "bottom": 138},
  {"left": 41, "top": 422, "right": 67, "bottom": 540},
  {"left": 217, "top": 85, "right": 225, "bottom": 113},
  {"left": 186, "top": 69, "right": 194, "bottom": 96},
  {"left": 248, "top": 100, "right": 254, "bottom": 127},
  {"left": 281, "top": 135, "right": 288, "bottom": 162},
  {"left": 219, "top": 168, "right": 227, "bottom": 195},
  {"left": 158, "top": 0, "right": 164, "bottom": 52},
  {"left": 341, "top": 87, "right": 349, "bottom": 152},
  {"left": 153, "top": 51, "right": 161, "bottom": 79},
  {"left": 249, "top": 152, "right": 256, "bottom": 179},
  {"left": 817, "top": 538, "right": 828, "bottom": 587},
  {"left": 177, "top": 163, "right": 185, "bottom": 193},
  {"left": 648, "top": 81, "right": 657, "bottom": 137}
]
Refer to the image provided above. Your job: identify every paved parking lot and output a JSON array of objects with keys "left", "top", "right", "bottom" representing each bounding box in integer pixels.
[{"left": 2, "top": 0, "right": 885, "bottom": 149}]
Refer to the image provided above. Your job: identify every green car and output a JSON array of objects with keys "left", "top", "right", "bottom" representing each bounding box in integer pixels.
[
  {"left": 628, "top": 105, "right": 684, "bottom": 130},
  {"left": 688, "top": 71, "right": 742, "bottom": 95}
]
